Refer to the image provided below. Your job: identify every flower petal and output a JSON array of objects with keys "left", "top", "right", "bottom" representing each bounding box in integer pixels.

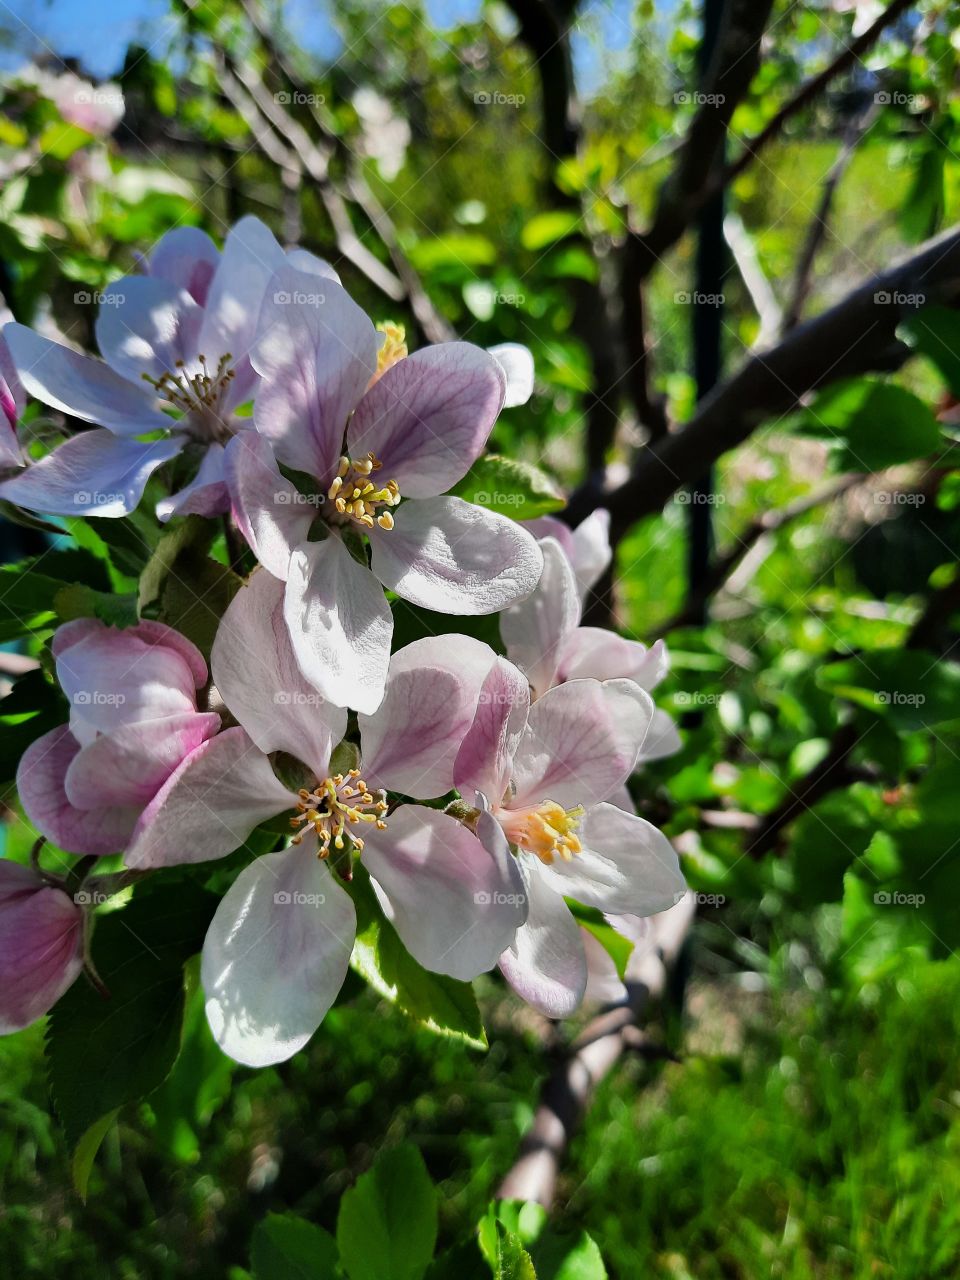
[
  {"left": 284, "top": 536, "right": 392, "bottom": 716},
  {"left": 498, "top": 863, "right": 586, "bottom": 1018},
  {"left": 369, "top": 495, "right": 543, "bottom": 615},
  {"left": 557, "top": 629, "right": 668, "bottom": 691},
  {"left": 95, "top": 276, "right": 204, "bottom": 385},
  {"left": 212, "top": 567, "right": 346, "bottom": 779},
  {"left": 637, "top": 708, "right": 682, "bottom": 763},
  {"left": 223, "top": 431, "right": 315, "bottom": 580},
  {"left": 347, "top": 343, "right": 505, "bottom": 497},
  {"left": 63, "top": 711, "right": 221, "bottom": 808},
  {"left": 202, "top": 844, "right": 356, "bottom": 1066},
  {"left": 53, "top": 617, "right": 209, "bottom": 689},
  {"left": 156, "top": 442, "right": 230, "bottom": 522},
  {"left": 125, "top": 727, "right": 297, "bottom": 869},
  {"left": 453, "top": 657, "right": 529, "bottom": 803},
  {"left": 488, "top": 342, "right": 534, "bottom": 408},
  {"left": 17, "top": 725, "right": 139, "bottom": 855},
  {"left": 501, "top": 536, "right": 580, "bottom": 698},
  {"left": 508, "top": 679, "right": 654, "bottom": 812},
  {"left": 537, "top": 802, "right": 685, "bottom": 917},
  {"left": 3, "top": 324, "right": 171, "bottom": 435},
  {"left": 571, "top": 509, "right": 612, "bottom": 600},
  {"left": 0, "top": 429, "right": 182, "bottom": 518},
  {"left": 363, "top": 805, "right": 526, "bottom": 981},
  {"left": 147, "top": 225, "right": 220, "bottom": 304},
  {"left": 581, "top": 928, "right": 628, "bottom": 1007},
  {"left": 252, "top": 266, "right": 378, "bottom": 480},
  {"left": 0, "top": 861, "right": 84, "bottom": 1033},
  {"left": 359, "top": 634, "right": 498, "bottom": 798}
]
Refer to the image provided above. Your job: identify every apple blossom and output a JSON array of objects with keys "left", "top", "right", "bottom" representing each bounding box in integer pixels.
[
  {"left": 0, "top": 218, "right": 337, "bottom": 521},
  {"left": 453, "top": 657, "right": 685, "bottom": 1016},
  {"left": 17, "top": 618, "right": 220, "bottom": 855},
  {"left": 523, "top": 508, "right": 612, "bottom": 604},
  {"left": 0, "top": 860, "right": 84, "bottom": 1033},
  {"left": 224, "top": 264, "right": 542, "bottom": 713},
  {"left": 124, "top": 569, "right": 526, "bottom": 1066}
]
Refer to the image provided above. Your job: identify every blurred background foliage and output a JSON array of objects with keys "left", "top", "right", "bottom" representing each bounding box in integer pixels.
[{"left": 2, "top": 0, "right": 960, "bottom": 1276}]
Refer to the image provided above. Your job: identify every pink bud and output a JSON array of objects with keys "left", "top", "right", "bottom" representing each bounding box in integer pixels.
[{"left": 0, "top": 861, "right": 84, "bottom": 1034}]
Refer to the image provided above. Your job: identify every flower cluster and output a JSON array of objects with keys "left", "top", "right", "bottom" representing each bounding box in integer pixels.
[{"left": 0, "top": 218, "right": 685, "bottom": 1066}]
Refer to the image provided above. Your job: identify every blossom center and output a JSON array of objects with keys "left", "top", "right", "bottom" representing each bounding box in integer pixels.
[
  {"left": 142, "top": 352, "right": 236, "bottom": 439},
  {"left": 501, "top": 800, "right": 584, "bottom": 865},
  {"left": 289, "top": 768, "right": 388, "bottom": 856},
  {"left": 328, "top": 453, "right": 400, "bottom": 531}
]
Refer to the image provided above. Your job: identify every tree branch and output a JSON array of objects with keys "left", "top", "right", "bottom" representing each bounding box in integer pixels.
[{"left": 600, "top": 225, "right": 960, "bottom": 543}]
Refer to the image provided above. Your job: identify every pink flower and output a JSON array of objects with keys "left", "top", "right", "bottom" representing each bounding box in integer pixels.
[
  {"left": 17, "top": 619, "right": 220, "bottom": 855},
  {"left": 523, "top": 509, "right": 612, "bottom": 604},
  {"left": 123, "top": 570, "right": 526, "bottom": 1066},
  {"left": 224, "top": 265, "right": 543, "bottom": 712},
  {"left": 501, "top": 535, "right": 681, "bottom": 762},
  {"left": 0, "top": 219, "right": 337, "bottom": 522},
  {"left": 0, "top": 320, "right": 25, "bottom": 469},
  {"left": 453, "top": 658, "right": 685, "bottom": 1016},
  {"left": 0, "top": 861, "right": 83, "bottom": 1033}
]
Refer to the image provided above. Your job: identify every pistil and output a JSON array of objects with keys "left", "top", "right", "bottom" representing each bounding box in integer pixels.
[
  {"left": 290, "top": 768, "right": 388, "bottom": 856},
  {"left": 502, "top": 800, "right": 585, "bottom": 865}
]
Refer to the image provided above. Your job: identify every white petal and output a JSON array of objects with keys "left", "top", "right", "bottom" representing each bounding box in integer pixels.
[
  {"left": 488, "top": 342, "right": 534, "bottom": 408},
  {"left": 223, "top": 430, "right": 315, "bottom": 580},
  {"left": 501, "top": 536, "right": 580, "bottom": 698},
  {"left": 95, "top": 276, "right": 204, "bottom": 385},
  {"left": 202, "top": 845, "right": 356, "bottom": 1066},
  {"left": 498, "top": 862, "right": 586, "bottom": 1018}
]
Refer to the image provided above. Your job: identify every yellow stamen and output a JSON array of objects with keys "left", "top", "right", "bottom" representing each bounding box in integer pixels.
[
  {"left": 327, "top": 452, "right": 401, "bottom": 532},
  {"left": 289, "top": 767, "right": 388, "bottom": 857},
  {"left": 505, "top": 801, "right": 585, "bottom": 865},
  {"left": 372, "top": 322, "right": 407, "bottom": 382}
]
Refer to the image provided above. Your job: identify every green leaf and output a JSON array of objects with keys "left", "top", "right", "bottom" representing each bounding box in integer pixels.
[
  {"left": 0, "top": 548, "right": 111, "bottom": 641},
  {"left": 138, "top": 516, "right": 241, "bottom": 658},
  {"left": 54, "top": 583, "right": 138, "bottom": 628},
  {"left": 349, "top": 876, "right": 487, "bottom": 1049},
  {"left": 46, "top": 883, "right": 217, "bottom": 1147},
  {"left": 38, "top": 120, "right": 94, "bottom": 159},
  {"left": 899, "top": 305, "right": 960, "bottom": 397},
  {"left": 477, "top": 1214, "right": 537, "bottom": 1280},
  {"left": 530, "top": 1230, "right": 606, "bottom": 1280},
  {"left": 336, "top": 1144, "right": 438, "bottom": 1280},
  {"left": 451, "top": 456, "right": 565, "bottom": 520},
  {"left": 799, "top": 380, "right": 941, "bottom": 471},
  {"left": 521, "top": 210, "right": 581, "bottom": 251},
  {"left": 408, "top": 234, "right": 496, "bottom": 272},
  {"left": 71, "top": 1110, "right": 119, "bottom": 1202},
  {"left": 566, "top": 903, "right": 633, "bottom": 981},
  {"left": 817, "top": 650, "right": 960, "bottom": 730},
  {"left": 251, "top": 1213, "right": 340, "bottom": 1280}
]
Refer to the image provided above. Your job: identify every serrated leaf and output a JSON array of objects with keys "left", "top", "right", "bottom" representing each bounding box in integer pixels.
[
  {"left": 251, "top": 1212, "right": 340, "bottom": 1280},
  {"left": 451, "top": 455, "right": 564, "bottom": 520},
  {"left": 477, "top": 1216, "right": 537, "bottom": 1280},
  {"left": 337, "top": 1144, "right": 438, "bottom": 1280},
  {"left": 46, "top": 883, "right": 217, "bottom": 1147}
]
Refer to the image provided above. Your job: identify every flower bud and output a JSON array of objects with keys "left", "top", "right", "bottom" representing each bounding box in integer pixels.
[{"left": 0, "top": 861, "right": 83, "bottom": 1034}]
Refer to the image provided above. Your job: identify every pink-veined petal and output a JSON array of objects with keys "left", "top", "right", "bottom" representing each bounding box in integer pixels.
[
  {"left": 223, "top": 431, "right": 315, "bottom": 580},
  {"left": 95, "top": 276, "right": 204, "bottom": 385},
  {"left": 347, "top": 343, "right": 505, "bottom": 497},
  {"left": 156, "top": 442, "right": 230, "bottom": 522},
  {"left": 571, "top": 509, "right": 612, "bottom": 599},
  {"left": 0, "top": 861, "right": 84, "bottom": 1033},
  {"left": 17, "top": 725, "right": 139, "bottom": 856},
  {"left": 359, "top": 634, "right": 498, "bottom": 798},
  {"left": 637, "top": 708, "right": 682, "bottom": 763},
  {"left": 252, "top": 266, "right": 378, "bottom": 480},
  {"left": 369, "top": 495, "right": 543, "bottom": 615},
  {"left": 557, "top": 629, "right": 669, "bottom": 690},
  {"left": 498, "top": 862, "right": 586, "bottom": 1018},
  {"left": 53, "top": 617, "right": 209, "bottom": 689},
  {"left": 284, "top": 536, "right": 392, "bottom": 716},
  {"left": 453, "top": 657, "right": 529, "bottom": 803},
  {"left": 212, "top": 568, "right": 345, "bottom": 779},
  {"left": 201, "top": 843, "right": 355, "bottom": 1066},
  {"left": 0, "top": 430, "right": 182, "bottom": 518},
  {"left": 4, "top": 324, "right": 171, "bottom": 435},
  {"left": 363, "top": 805, "right": 525, "bottom": 981},
  {"left": 508, "top": 679, "right": 654, "bottom": 812},
  {"left": 501, "top": 536, "right": 580, "bottom": 698},
  {"left": 537, "top": 802, "right": 685, "bottom": 917},
  {"left": 147, "top": 225, "right": 220, "bottom": 305},
  {"left": 125, "top": 727, "right": 297, "bottom": 869}
]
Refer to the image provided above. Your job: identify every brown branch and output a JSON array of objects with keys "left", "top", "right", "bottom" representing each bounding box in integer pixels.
[
  {"left": 497, "top": 893, "right": 696, "bottom": 1208},
  {"left": 599, "top": 224, "right": 960, "bottom": 544}
]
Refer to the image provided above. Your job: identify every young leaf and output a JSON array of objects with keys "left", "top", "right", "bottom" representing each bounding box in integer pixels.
[
  {"left": 251, "top": 1213, "right": 339, "bottom": 1280},
  {"left": 451, "top": 455, "right": 564, "bottom": 521},
  {"left": 899, "top": 305, "right": 960, "bottom": 398},
  {"left": 817, "top": 650, "right": 960, "bottom": 731},
  {"left": 798, "top": 380, "right": 941, "bottom": 471},
  {"left": 336, "top": 1144, "right": 438, "bottom": 1280},
  {"left": 45, "top": 883, "right": 217, "bottom": 1147}
]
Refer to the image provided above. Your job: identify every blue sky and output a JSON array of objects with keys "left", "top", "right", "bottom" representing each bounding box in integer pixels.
[{"left": 0, "top": 0, "right": 644, "bottom": 97}]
